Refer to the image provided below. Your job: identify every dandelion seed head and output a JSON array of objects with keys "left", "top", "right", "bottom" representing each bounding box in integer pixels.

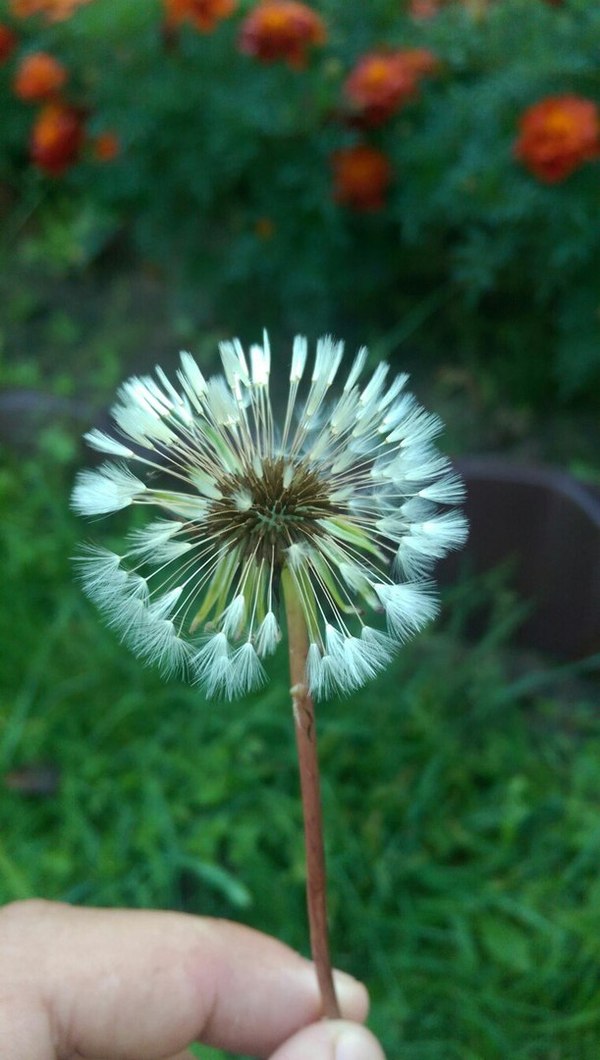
[{"left": 72, "top": 334, "right": 467, "bottom": 699}]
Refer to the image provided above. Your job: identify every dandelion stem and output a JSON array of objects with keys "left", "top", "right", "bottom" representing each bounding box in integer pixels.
[{"left": 282, "top": 571, "right": 341, "bottom": 1020}]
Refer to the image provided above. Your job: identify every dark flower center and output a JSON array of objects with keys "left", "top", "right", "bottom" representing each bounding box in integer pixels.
[{"left": 210, "top": 456, "right": 333, "bottom": 561}]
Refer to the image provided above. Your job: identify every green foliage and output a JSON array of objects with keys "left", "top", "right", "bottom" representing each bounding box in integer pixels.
[
  {"left": 1, "top": 434, "right": 600, "bottom": 1058},
  {"left": 1, "top": 0, "right": 600, "bottom": 404}
]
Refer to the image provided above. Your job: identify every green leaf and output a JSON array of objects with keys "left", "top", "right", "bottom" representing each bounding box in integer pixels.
[{"left": 479, "top": 915, "right": 532, "bottom": 974}]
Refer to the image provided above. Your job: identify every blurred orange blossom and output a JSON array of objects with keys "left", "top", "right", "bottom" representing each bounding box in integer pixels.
[
  {"left": 30, "top": 101, "right": 84, "bottom": 175},
  {"left": 515, "top": 95, "right": 600, "bottom": 183},
  {"left": 14, "top": 52, "right": 67, "bottom": 101},
  {"left": 164, "top": 0, "right": 237, "bottom": 32},
  {"left": 0, "top": 23, "right": 17, "bottom": 61},
  {"left": 332, "top": 144, "right": 392, "bottom": 211},
  {"left": 93, "top": 131, "right": 120, "bottom": 162},
  {"left": 239, "top": 1, "right": 326, "bottom": 68},
  {"left": 10, "top": 0, "right": 92, "bottom": 20},
  {"left": 345, "top": 49, "right": 438, "bottom": 126}
]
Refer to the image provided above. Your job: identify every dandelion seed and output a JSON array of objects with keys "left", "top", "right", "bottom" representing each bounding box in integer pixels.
[{"left": 71, "top": 463, "right": 146, "bottom": 516}]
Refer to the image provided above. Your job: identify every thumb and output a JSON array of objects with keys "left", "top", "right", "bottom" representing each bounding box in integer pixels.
[{"left": 270, "top": 1019, "right": 386, "bottom": 1060}]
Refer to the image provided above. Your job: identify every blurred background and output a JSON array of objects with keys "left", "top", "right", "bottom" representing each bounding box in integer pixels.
[{"left": 1, "top": 1, "right": 599, "bottom": 1057}]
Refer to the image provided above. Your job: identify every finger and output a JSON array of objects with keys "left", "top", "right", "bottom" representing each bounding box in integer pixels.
[
  {"left": 1, "top": 900, "right": 368, "bottom": 1060},
  {"left": 95, "top": 1053, "right": 196, "bottom": 1060},
  {"left": 269, "top": 1019, "right": 386, "bottom": 1060}
]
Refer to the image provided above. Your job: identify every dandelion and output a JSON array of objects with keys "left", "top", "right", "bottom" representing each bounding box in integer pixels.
[
  {"left": 332, "top": 144, "right": 393, "bottom": 210},
  {"left": 239, "top": 1, "right": 326, "bottom": 69},
  {"left": 73, "top": 333, "right": 467, "bottom": 1017},
  {"left": 73, "top": 335, "right": 466, "bottom": 696},
  {"left": 13, "top": 52, "right": 67, "bottom": 102},
  {"left": 515, "top": 95, "right": 600, "bottom": 183}
]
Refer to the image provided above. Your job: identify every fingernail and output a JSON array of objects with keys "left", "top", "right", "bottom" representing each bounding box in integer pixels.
[
  {"left": 332, "top": 970, "right": 369, "bottom": 1017},
  {"left": 335, "top": 1025, "right": 386, "bottom": 1060}
]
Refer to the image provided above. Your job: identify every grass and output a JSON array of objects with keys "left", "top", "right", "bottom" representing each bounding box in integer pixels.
[{"left": 1, "top": 432, "right": 600, "bottom": 1060}]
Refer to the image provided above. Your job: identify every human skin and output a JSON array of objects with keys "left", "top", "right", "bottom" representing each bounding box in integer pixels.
[{"left": 0, "top": 900, "right": 386, "bottom": 1060}]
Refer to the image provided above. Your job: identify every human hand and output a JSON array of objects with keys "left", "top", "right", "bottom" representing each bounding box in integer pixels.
[{"left": 0, "top": 900, "right": 386, "bottom": 1060}]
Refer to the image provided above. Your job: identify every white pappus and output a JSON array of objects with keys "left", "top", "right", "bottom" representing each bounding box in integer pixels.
[{"left": 72, "top": 333, "right": 468, "bottom": 699}]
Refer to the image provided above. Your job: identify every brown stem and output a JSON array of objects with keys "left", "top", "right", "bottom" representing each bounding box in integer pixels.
[{"left": 283, "top": 572, "right": 341, "bottom": 1020}]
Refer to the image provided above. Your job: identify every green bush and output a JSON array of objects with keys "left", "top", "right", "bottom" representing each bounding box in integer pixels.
[{"left": 1, "top": 0, "right": 600, "bottom": 405}]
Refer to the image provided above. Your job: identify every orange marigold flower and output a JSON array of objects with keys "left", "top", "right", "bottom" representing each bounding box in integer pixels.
[
  {"left": 93, "top": 130, "right": 120, "bottom": 162},
  {"left": 345, "top": 53, "right": 416, "bottom": 126},
  {"left": 11, "top": 0, "right": 92, "bottom": 21},
  {"left": 332, "top": 144, "right": 392, "bottom": 211},
  {"left": 515, "top": 95, "right": 600, "bottom": 183},
  {"left": 0, "top": 23, "right": 17, "bottom": 62},
  {"left": 409, "top": 0, "right": 445, "bottom": 16},
  {"left": 345, "top": 49, "right": 438, "bottom": 126},
  {"left": 14, "top": 52, "right": 67, "bottom": 102},
  {"left": 164, "top": 0, "right": 236, "bottom": 32},
  {"left": 30, "top": 101, "right": 84, "bottom": 176},
  {"left": 239, "top": 1, "right": 326, "bottom": 69}
]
